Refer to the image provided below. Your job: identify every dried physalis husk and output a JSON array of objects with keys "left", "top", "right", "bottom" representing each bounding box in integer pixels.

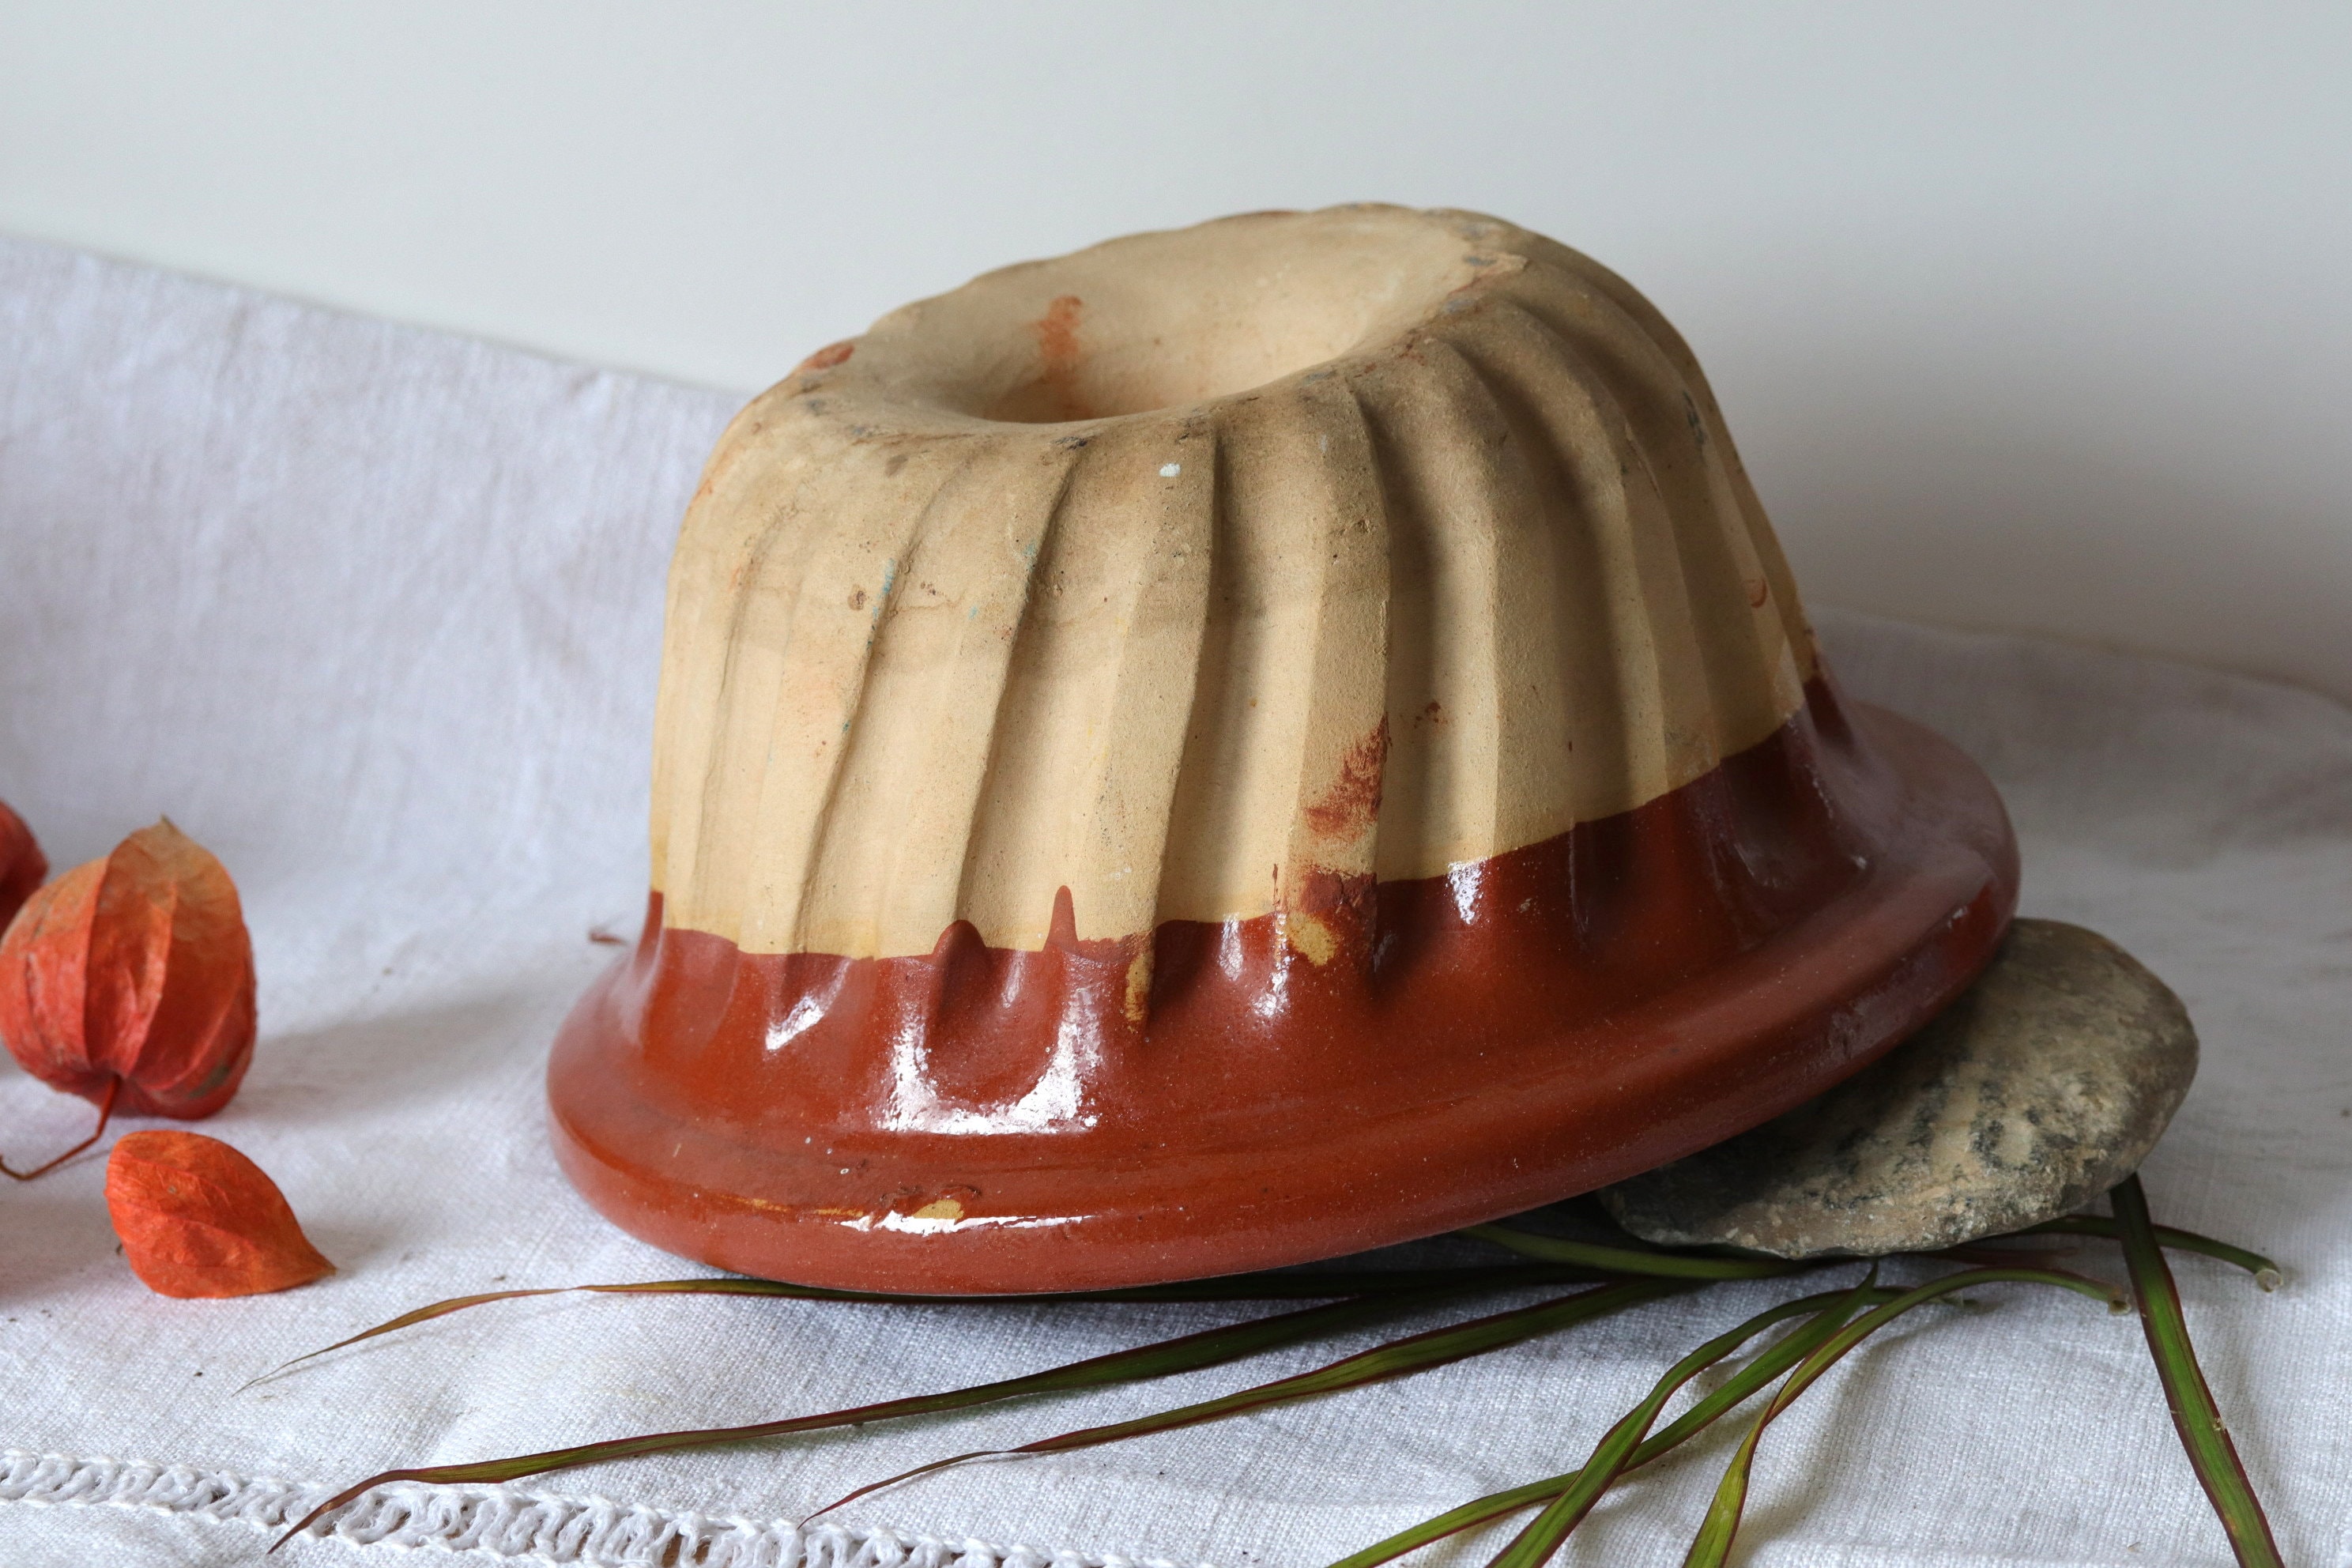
[
  {"left": 106, "top": 1129, "right": 334, "bottom": 1298},
  {"left": 0, "top": 820, "right": 256, "bottom": 1178},
  {"left": 0, "top": 797, "right": 44, "bottom": 934},
  {"left": 0, "top": 817, "right": 257, "bottom": 1116}
]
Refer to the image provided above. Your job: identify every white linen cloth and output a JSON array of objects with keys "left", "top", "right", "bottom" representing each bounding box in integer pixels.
[{"left": 0, "top": 232, "right": 2345, "bottom": 1568}]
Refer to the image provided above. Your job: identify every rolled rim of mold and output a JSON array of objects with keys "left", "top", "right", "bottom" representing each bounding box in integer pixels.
[
  {"left": 547, "top": 205, "right": 2020, "bottom": 1293},
  {"left": 1599, "top": 919, "right": 2198, "bottom": 1259}
]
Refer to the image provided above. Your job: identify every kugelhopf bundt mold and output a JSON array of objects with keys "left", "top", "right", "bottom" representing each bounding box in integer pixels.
[{"left": 548, "top": 205, "right": 2018, "bottom": 1292}]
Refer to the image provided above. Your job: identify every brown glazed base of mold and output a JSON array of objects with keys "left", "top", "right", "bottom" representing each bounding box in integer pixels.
[{"left": 548, "top": 684, "right": 2017, "bottom": 1295}]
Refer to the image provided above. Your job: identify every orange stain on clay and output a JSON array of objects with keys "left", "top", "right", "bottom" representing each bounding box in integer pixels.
[
  {"left": 795, "top": 341, "right": 857, "bottom": 374},
  {"left": 1033, "top": 295, "right": 1088, "bottom": 420},
  {"left": 1302, "top": 718, "right": 1390, "bottom": 840}
]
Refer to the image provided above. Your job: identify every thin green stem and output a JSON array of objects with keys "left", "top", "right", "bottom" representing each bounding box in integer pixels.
[
  {"left": 1462, "top": 1223, "right": 1795, "bottom": 1280},
  {"left": 1322, "top": 1285, "right": 1898, "bottom": 1568},
  {"left": 1484, "top": 1283, "right": 1881, "bottom": 1568},
  {"left": 273, "top": 1283, "right": 1487, "bottom": 1550},
  {"left": 2113, "top": 1175, "right": 2283, "bottom": 1568},
  {"left": 806, "top": 1279, "right": 1688, "bottom": 1521},
  {"left": 245, "top": 1263, "right": 1604, "bottom": 1389},
  {"left": 1680, "top": 1266, "right": 2124, "bottom": 1568},
  {"left": 2017, "top": 1214, "right": 2282, "bottom": 1289}
]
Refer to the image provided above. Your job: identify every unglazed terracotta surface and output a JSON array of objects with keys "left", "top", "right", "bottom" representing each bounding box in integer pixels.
[{"left": 549, "top": 205, "right": 2020, "bottom": 1292}]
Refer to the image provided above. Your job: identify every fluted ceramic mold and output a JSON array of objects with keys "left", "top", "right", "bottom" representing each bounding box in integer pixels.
[{"left": 549, "top": 205, "right": 2018, "bottom": 1292}]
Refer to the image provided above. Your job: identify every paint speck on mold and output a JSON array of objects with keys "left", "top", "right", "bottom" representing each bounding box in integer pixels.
[
  {"left": 1287, "top": 910, "right": 1337, "bottom": 967},
  {"left": 1125, "top": 946, "right": 1154, "bottom": 1024},
  {"left": 793, "top": 340, "right": 855, "bottom": 373},
  {"left": 1160, "top": 462, "right": 1182, "bottom": 478}
]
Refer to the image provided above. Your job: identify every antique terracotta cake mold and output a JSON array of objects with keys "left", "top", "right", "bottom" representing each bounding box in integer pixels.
[{"left": 548, "top": 204, "right": 2020, "bottom": 1294}]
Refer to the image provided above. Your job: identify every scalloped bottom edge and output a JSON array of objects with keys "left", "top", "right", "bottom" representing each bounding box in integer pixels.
[{"left": 0, "top": 1449, "right": 1206, "bottom": 1568}]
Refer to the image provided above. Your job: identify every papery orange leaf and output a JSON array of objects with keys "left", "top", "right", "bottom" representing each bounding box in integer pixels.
[
  {"left": 0, "top": 797, "right": 44, "bottom": 934},
  {"left": 0, "top": 818, "right": 256, "bottom": 1120},
  {"left": 106, "top": 1130, "right": 334, "bottom": 1298}
]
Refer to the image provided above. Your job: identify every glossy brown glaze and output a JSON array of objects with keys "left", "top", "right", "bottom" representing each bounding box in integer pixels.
[{"left": 549, "top": 680, "right": 2017, "bottom": 1294}]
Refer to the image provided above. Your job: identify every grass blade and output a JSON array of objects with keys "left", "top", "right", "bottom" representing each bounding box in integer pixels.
[
  {"left": 1679, "top": 1270, "right": 1880, "bottom": 1568},
  {"left": 2015, "top": 1214, "right": 2282, "bottom": 1289},
  {"left": 2113, "top": 1175, "right": 2284, "bottom": 1568},
  {"left": 1329, "top": 1476, "right": 1566, "bottom": 1568},
  {"left": 242, "top": 1278, "right": 1004, "bottom": 1388},
  {"left": 808, "top": 1278, "right": 1689, "bottom": 1521},
  {"left": 243, "top": 1285, "right": 606, "bottom": 1387},
  {"left": 274, "top": 1282, "right": 1507, "bottom": 1550},
  {"left": 1681, "top": 1265, "right": 2123, "bottom": 1568},
  {"left": 1483, "top": 1283, "right": 1882, "bottom": 1568},
  {"left": 1093, "top": 1265, "right": 1627, "bottom": 1299},
  {"left": 248, "top": 1263, "right": 1604, "bottom": 1387},
  {"left": 1462, "top": 1223, "right": 1794, "bottom": 1280},
  {"left": 1096, "top": 1265, "right": 1623, "bottom": 1299},
  {"left": 1322, "top": 1283, "right": 1902, "bottom": 1568}
]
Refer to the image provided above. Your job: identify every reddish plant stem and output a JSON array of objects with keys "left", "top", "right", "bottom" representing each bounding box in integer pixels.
[{"left": 2, "top": 1074, "right": 122, "bottom": 1180}]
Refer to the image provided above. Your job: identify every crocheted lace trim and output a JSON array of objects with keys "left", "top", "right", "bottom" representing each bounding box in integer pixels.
[{"left": 1, "top": 1449, "right": 1201, "bottom": 1568}]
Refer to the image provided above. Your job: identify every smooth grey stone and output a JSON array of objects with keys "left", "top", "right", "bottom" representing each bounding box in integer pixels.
[{"left": 1598, "top": 918, "right": 2197, "bottom": 1258}]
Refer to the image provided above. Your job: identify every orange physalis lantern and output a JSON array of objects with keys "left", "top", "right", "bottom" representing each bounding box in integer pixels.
[
  {"left": 105, "top": 1130, "right": 333, "bottom": 1298},
  {"left": 0, "top": 820, "right": 256, "bottom": 1178},
  {"left": 0, "top": 797, "right": 43, "bottom": 934}
]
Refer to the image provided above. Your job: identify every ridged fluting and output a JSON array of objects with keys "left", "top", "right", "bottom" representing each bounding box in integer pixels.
[{"left": 647, "top": 207, "right": 1815, "bottom": 956}]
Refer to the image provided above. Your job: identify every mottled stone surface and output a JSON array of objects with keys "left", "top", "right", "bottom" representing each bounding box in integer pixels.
[{"left": 1599, "top": 919, "right": 2197, "bottom": 1257}]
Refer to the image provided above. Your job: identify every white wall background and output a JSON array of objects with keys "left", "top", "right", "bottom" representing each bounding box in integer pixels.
[{"left": 3, "top": 2, "right": 2348, "bottom": 699}]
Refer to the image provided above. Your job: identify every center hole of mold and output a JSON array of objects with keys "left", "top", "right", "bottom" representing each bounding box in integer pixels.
[
  {"left": 940, "top": 223, "right": 1483, "bottom": 424},
  {"left": 978, "top": 289, "right": 1378, "bottom": 423}
]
